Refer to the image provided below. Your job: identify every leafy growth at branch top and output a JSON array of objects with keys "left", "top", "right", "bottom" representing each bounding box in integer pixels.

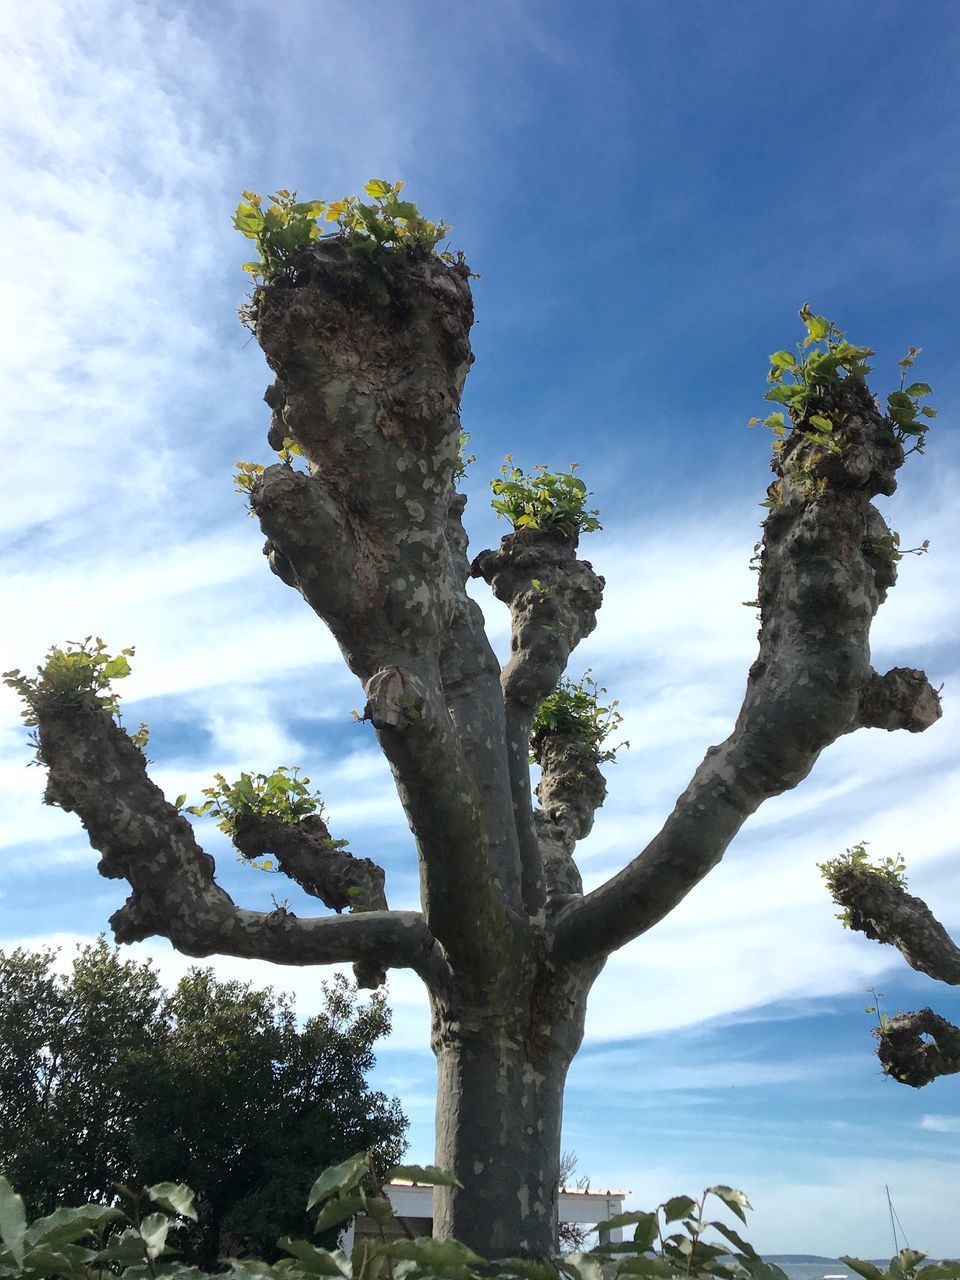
[
  {"left": 233, "top": 181, "right": 462, "bottom": 329},
  {"left": 186, "top": 766, "right": 325, "bottom": 859},
  {"left": 490, "top": 460, "right": 601, "bottom": 538},
  {"left": 234, "top": 436, "right": 306, "bottom": 514},
  {"left": 531, "top": 671, "right": 627, "bottom": 765},
  {"left": 2, "top": 638, "right": 149, "bottom": 754},
  {"left": 818, "top": 840, "right": 908, "bottom": 928},
  {"left": 748, "top": 304, "right": 937, "bottom": 456}
]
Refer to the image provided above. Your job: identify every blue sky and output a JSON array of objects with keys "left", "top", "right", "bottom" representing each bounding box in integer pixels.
[{"left": 2, "top": 0, "right": 960, "bottom": 1256}]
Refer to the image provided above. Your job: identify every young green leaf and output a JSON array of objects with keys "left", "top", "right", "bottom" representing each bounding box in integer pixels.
[
  {"left": 307, "top": 1154, "right": 369, "bottom": 1210},
  {"left": 705, "top": 1185, "right": 751, "bottom": 1224},
  {"left": 147, "top": 1183, "right": 198, "bottom": 1222},
  {"left": 0, "top": 1176, "right": 27, "bottom": 1267},
  {"left": 385, "top": 1164, "right": 462, "bottom": 1188}
]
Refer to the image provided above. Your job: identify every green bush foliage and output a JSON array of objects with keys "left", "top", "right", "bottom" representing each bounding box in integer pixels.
[
  {"left": 0, "top": 943, "right": 406, "bottom": 1269},
  {"left": 2, "top": 1149, "right": 956, "bottom": 1280}
]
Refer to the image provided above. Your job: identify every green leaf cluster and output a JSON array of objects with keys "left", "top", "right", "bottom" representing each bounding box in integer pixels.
[
  {"left": 234, "top": 436, "right": 306, "bottom": 514},
  {"left": 579, "top": 1182, "right": 789, "bottom": 1280},
  {"left": 748, "top": 305, "right": 937, "bottom": 459},
  {"left": 818, "top": 840, "right": 908, "bottom": 928},
  {"left": 866, "top": 531, "right": 930, "bottom": 565},
  {"left": 233, "top": 182, "right": 462, "bottom": 330},
  {"left": 2, "top": 638, "right": 148, "bottom": 757},
  {"left": 531, "top": 672, "right": 627, "bottom": 765},
  {"left": 842, "top": 1250, "right": 960, "bottom": 1280},
  {"left": 185, "top": 766, "right": 324, "bottom": 861},
  {"left": 490, "top": 460, "right": 601, "bottom": 539}
]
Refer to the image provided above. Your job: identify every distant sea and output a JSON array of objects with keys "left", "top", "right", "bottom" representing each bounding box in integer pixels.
[
  {"left": 766, "top": 1261, "right": 848, "bottom": 1280},
  {"left": 766, "top": 1261, "right": 898, "bottom": 1280}
]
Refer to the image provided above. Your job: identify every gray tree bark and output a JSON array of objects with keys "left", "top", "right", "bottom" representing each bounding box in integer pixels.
[
  {"left": 823, "top": 863, "right": 960, "bottom": 1085},
  {"left": 25, "top": 243, "right": 944, "bottom": 1254}
]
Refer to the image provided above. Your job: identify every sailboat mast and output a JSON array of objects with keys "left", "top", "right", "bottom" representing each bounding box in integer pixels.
[{"left": 885, "top": 1184, "right": 910, "bottom": 1253}]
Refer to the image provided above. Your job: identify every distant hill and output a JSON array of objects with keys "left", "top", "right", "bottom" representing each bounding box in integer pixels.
[{"left": 763, "top": 1257, "right": 842, "bottom": 1264}]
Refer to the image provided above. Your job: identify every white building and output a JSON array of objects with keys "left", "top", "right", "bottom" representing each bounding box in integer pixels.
[{"left": 341, "top": 1180, "right": 629, "bottom": 1250}]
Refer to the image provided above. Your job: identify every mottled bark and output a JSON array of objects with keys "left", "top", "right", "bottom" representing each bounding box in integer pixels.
[
  {"left": 34, "top": 699, "right": 439, "bottom": 983},
  {"left": 877, "top": 1009, "right": 960, "bottom": 1087},
  {"left": 232, "top": 812, "right": 387, "bottom": 914},
  {"left": 440, "top": 494, "right": 523, "bottom": 909},
  {"left": 250, "top": 244, "right": 512, "bottom": 976},
  {"left": 471, "top": 531, "right": 604, "bottom": 913},
  {"left": 532, "top": 732, "right": 607, "bottom": 903},
  {"left": 551, "top": 380, "right": 941, "bottom": 967},
  {"left": 430, "top": 950, "right": 598, "bottom": 1256}
]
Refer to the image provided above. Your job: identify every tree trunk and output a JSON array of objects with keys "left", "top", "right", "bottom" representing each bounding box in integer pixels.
[{"left": 429, "top": 962, "right": 596, "bottom": 1258}]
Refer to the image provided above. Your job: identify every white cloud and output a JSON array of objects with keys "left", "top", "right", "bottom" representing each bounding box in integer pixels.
[{"left": 920, "top": 1114, "right": 960, "bottom": 1134}]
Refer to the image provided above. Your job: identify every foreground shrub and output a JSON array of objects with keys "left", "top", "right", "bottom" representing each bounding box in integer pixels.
[{"left": 1, "top": 1152, "right": 957, "bottom": 1280}]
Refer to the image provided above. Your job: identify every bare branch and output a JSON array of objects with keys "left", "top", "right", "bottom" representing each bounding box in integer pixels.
[
  {"left": 35, "top": 699, "right": 441, "bottom": 987},
  {"left": 249, "top": 247, "right": 513, "bottom": 973},
  {"left": 471, "top": 530, "right": 604, "bottom": 912},
  {"left": 876, "top": 1008, "right": 960, "bottom": 1087},
  {"left": 551, "top": 379, "right": 942, "bottom": 968},
  {"left": 231, "top": 812, "right": 388, "bottom": 913},
  {"left": 825, "top": 867, "right": 960, "bottom": 984},
  {"left": 859, "top": 666, "right": 943, "bottom": 733},
  {"left": 532, "top": 732, "right": 607, "bottom": 904}
]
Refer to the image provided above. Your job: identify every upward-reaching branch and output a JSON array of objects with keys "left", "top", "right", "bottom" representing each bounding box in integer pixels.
[
  {"left": 471, "top": 527, "right": 604, "bottom": 912},
  {"left": 249, "top": 243, "right": 514, "bottom": 974},
  {"left": 552, "top": 357, "right": 941, "bottom": 968}
]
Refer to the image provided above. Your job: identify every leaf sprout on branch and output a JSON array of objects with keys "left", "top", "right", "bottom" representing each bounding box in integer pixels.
[
  {"left": 490, "top": 459, "right": 602, "bottom": 539},
  {"left": 232, "top": 180, "right": 466, "bottom": 329},
  {"left": 531, "top": 671, "right": 628, "bottom": 765},
  {"left": 748, "top": 304, "right": 937, "bottom": 458},
  {"left": 3, "top": 638, "right": 149, "bottom": 755},
  {"left": 818, "top": 840, "right": 908, "bottom": 928},
  {"left": 186, "top": 766, "right": 323, "bottom": 834}
]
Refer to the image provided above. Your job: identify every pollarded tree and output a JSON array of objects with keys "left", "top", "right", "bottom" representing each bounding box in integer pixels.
[{"left": 4, "top": 183, "right": 946, "bottom": 1258}]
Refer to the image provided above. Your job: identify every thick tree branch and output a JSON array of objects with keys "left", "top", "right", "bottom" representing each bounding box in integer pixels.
[
  {"left": 231, "top": 812, "right": 388, "bottom": 913},
  {"left": 825, "top": 867, "right": 960, "bottom": 984},
  {"left": 34, "top": 699, "right": 441, "bottom": 988},
  {"left": 876, "top": 1008, "right": 960, "bottom": 1087},
  {"left": 551, "top": 380, "right": 942, "bottom": 968},
  {"left": 249, "top": 246, "right": 513, "bottom": 973},
  {"left": 471, "top": 530, "right": 604, "bottom": 912},
  {"left": 532, "top": 731, "right": 607, "bottom": 904},
  {"left": 438, "top": 493, "right": 522, "bottom": 909}
]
